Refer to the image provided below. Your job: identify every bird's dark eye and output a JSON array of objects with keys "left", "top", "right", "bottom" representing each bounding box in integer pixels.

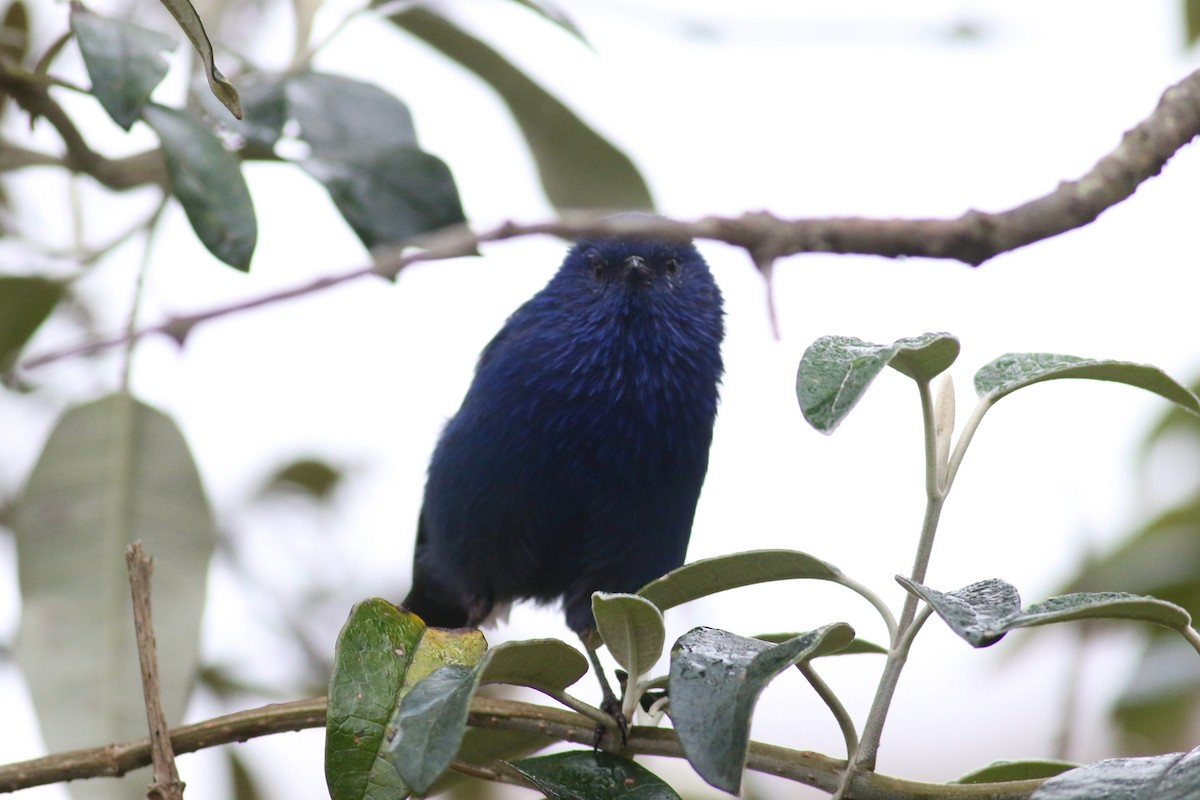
[
  {"left": 664, "top": 256, "right": 681, "bottom": 276},
  {"left": 588, "top": 252, "right": 604, "bottom": 279}
]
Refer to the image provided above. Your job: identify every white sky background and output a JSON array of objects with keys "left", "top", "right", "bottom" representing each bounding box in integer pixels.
[{"left": 5, "top": 1, "right": 1200, "bottom": 798}]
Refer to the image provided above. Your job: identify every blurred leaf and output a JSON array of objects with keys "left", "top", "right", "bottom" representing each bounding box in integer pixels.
[
  {"left": 638, "top": 549, "right": 843, "bottom": 612},
  {"left": 592, "top": 593, "right": 665, "bottom": 681},
  {"left": 0, "top": 275, "right": 62, "bottom": 369},
  {"left": 505, "top": 0, "right": 589, "bottom": 45},
  {"left": 509, "top": 751, "right": 680, "bottom": 800},
  {"left": 1186, "top": 0, "right": 1200, "bottom": 48},
  {"left": 228, "top": 751, "right": 265, "bottom": 800},
  {"left": 227, "top": 74, "right": 288, "bottom": 156},
  {"left": 1030, "top": 747, "right": 1200, "bottom": 799},
  {"left": 153, "top": 0, "right": 240, "bottom": 118},
  {"left": 955, "top": 759, "right": 1078, "bottom": 784},
  {"left": 386, "top": 7, "right": 652, "bottom": 211},
  {"left": 1113, "top": 636, "right": 1200, "bottom": 755},
  {"left": 973, "top": 353, "right": 1199, "bottom": 413},
  {"left": 0, "top": 1, "right": 28, "bottom": 63},
  {"left": 70, "top": 8, "right": 176, "bottom": 130},
  {"left": 142, "top": 104, "right": 257, "bottom": 270},
  {"left": 301, "top": 146, "right": 465, "bottom": 249},
  {"left": 12, "top": 394, "right": 215, "bottom": 790},
  {"left": 796, "top": 333, "right": 959, "bottom": 433},
  {"left": 261, "top": 457, "right": 342, "bottom": 501},
  {"left": 427, "top": 728, "right": 556, "bottom": 795},
  {"left": 286, "top": 72, "right": 418, "bottom": 159},
  {"left": 899, "top": 577, "right": 1191, "bottom": 648},
  {"left": 478, "top": 638, "right": 588, "bottom": 693},
  {"left": 668, "top": 624, "right": 854, "bottom": 793},
  {"left": 325, "top": 599, "right": 486, "bottom": 800}
]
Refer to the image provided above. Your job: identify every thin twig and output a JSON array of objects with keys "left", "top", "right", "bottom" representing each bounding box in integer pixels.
[{"left": 125, "top": 542, "right": 185, "bottom": 800}]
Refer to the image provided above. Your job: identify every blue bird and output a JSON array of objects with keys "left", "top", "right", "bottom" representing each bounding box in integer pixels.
[{"left": 404, "top": 232, "right": 724, "bottom": 648}]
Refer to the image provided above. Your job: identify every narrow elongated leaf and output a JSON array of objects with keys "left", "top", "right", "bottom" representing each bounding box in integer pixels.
[
  {"left": 899, "top": 577, "right": 1192, "bottom": 648},
  {"left": 796, "top": 333, "right": 959, "bottom": 433},
  {"left": 142, "top": 104, "right": 256, "bottom": 270},
  {"left": 325, "top": 600, "right": 486, "bottom": 800},
  {"left": 0, "top": 275, "right": 62, "bottom": 368},
  {"left": 974, "top": 353, "right": 1200, "bottom": 413},
  {"left": 592, "top": 593, "right": 665, "bottom": 681},
  {"left": 505, "top": 0, "right": 589, "bottom": 45},
  {"left": 510, "top": 751, "right": 680, "bottom": 800},
  {"left": 71, "top": 8, "right": 176, "bottom": 130},
  {"left": 301, "top": 148, "right": 465, "bottom": 249},
  {"left": 153, "top": 0, "right": 240, "bottom": 117},
  {"left": 669, "top": 624, "right": 854, "bottom": 793},
  {"left": 955, "top": 759, "right": 1077, "bottom": 784},
  {"left": 0, "top": 1, "right": 29, "bottom": 122},
  {"left": 386, "top": 7, "right": 652, "bottom": 211},
  {"left": 638, "top": 549, "right": 842, "bottom": 612},
  {"left": 12, "top": 394, "right": 215, "bottom": 792},
  {"left": 1031, "top": 747, "right": 1200, "bottom": 800}
]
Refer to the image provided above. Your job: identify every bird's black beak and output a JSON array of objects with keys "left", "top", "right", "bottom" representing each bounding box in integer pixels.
[{"left": 622, "top": 255, "right": 651, "bottom": 283}]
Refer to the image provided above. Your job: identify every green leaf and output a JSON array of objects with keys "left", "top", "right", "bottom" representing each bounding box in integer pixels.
[
  {"left": 142, "top": 104, "right": 257, "bottom": 270},
  {"left": 387, "top": 637, "right": 576, "bottom": 794},
  {"left": 286, "top": 72, "right": 419, "bottom": 158},
  {"left": 228, "top": 751, "right": 266, "bottom": 800},
  {"left": 899, "top": 577, "right": 1192, "bottom": 648},
  {"left": 592, "top": 593, "right": 665, "bottom": 681},
  {"left": 1030, "top": 747, "right": 1200, "bottom": 799},
  {"left": 260, "top": 457, "right": 342, "bottom": 501},
  {"left": 1186, "top": 0, "right": 1200, "bottom": 48},
  {"left": 754, "top": 632, "right": 887, "bottom": 655},
  {"left": 669, "top": 624, "right": 854, "bottom": 793},
  {"left": 301, "top": 147, "right": 466, "bottom": 249},
  {"left": 70, "top": 8, "right": 176, "bottom": 130},
  {"left": 386, "top": 7, "right": 653, "bottom": 211},
  {"left": 973, "top": 353, "right": 1200, "bottom": 413},
  {"left": 796, "top": 333, "right": 959, "bottom": 433},
  {"left": 638, "top": 549, "right": 842, "bottom": 612},
  {"left": 389, "top": 664, "right": 478, "bottom": 794},
  {"left": 0, "top": 275, "right": 62, "bottom": 369},
  {"left": 509, "top": 751, "right": 681, "bottom": 800},
  {"left": 426, "top": 728, "right": 556, "bottom": 795},
  {"left": 325, "top": 599, "right": 486, "bottom": 800},
  {"left": 153, "top": 0, "right": 241, "bottom": 118},
  {"left": 12, "top": 393, "right": 215, "bottom": 770},
  {"left": 1112, "top": 637, "right": 1200, "bottom": 755},
  {"left": 478, "top": 638, "right": 588, "bottom": 694},
  {"left": 955, "top": 759, "right": 1078, "bottom": 784}
]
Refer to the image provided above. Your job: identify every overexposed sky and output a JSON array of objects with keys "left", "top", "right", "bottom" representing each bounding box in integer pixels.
[{"left": 4, "top": 2, "right": 1200, "bottom": 798}]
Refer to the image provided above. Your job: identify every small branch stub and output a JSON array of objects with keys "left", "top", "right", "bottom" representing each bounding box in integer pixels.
[{"left": 126, "top": 541, "right": 186, "bottom": 800}]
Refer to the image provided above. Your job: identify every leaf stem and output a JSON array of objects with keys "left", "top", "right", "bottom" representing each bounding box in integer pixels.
[
  {"left": 798, "top": 661, "right": 858, "bottom": 758},
  {"left": 836, "top": 574, "right": 899, "bottom": 646}
]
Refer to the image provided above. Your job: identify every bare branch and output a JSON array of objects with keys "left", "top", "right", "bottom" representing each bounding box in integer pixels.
[{"left": 125, "top": 543, "right": 185, "bottom": 800}]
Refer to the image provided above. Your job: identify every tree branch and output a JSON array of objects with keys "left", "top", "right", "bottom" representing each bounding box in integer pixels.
[
  {"left": 0, "top": 694, "right": 1042, "bottom": 799},
  {"left": 125, "top": 542, "right": 185, "bottom": 800}
]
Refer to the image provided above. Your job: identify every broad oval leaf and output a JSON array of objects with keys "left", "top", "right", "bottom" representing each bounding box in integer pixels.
[
  {"left": 286, "top": 72, "right": 419, "bottom": 160},
  {"left": 325, "top": 599, "right": 426, "bottom": 800},
  {"left": 974, "top": 353, "right": 1200, "bottom": 414},
  {"left": 389, "top": 664, "right": 479, "bottom": 794},
  {"left": 479, "top": 638, "right": 588, "bottom": 693},
  {"left": 71, "top": 8, "right": 176, "bottom": 130},
  {"left": 900, "top": 577, "right": 1192, "bottom": 648},
  {"left": 142, "top": 104, "right": 257, "bottom": 270},
  {"left": 1031, "top": 747, "right": 1200, "bottom": 800},
  {"left": 592, "top": 593, "right": 665, "bottom": 681},
  {"left": 509, "top": 750, "right": 681, "bottom": 800},
  {"left": 301, "top": 147, "right": 466, "bottom": 249},
  {"left": 153, "top": 0, "right": 240, "bottom": 117},
  {"left": 955, "top": 759, "right": 1078, "bottom": 784},
  {"left": 12, "top": 393, "right": 215, "bottom": 791},
  {"left": 796, "top": 333, "right": 959, "bottom": 433},
  {"left": 669, "top": 624, "right": 854, "bottom": 793},
  {"left": 0, "top": 275, "right": 62, "bottom": 368},
  {"left": 387, "top": 7, "right": 652, "bottom": 211},
  {"left": 638, "top": 549, "right": 842, "bottom": 612}
]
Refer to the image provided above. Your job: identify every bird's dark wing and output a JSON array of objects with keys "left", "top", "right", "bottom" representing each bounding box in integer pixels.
[{"left": 402, "top": 512, "right": 472, "bottom": 628}]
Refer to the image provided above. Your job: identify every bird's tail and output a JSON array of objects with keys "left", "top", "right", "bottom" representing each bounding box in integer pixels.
[{"left": 402, "top": 571, "right": 471, "bottom": 629}]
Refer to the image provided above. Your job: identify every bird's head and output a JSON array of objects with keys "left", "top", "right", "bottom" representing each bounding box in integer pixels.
[{"left": 559, "top": 235, "right": 713, "bottom": 299}]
